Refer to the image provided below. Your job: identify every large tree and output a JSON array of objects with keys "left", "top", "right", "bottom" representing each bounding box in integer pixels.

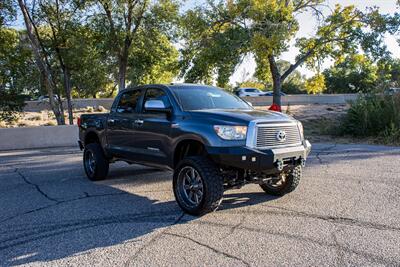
[
  {"left": 93, "top": 0, "right": 179, "bottom": 91},
  {"left": 180, "top": 0, "right": 395, "bottom": 106},
  {"left": 17, "top": 0, "right": 66, "bottom": 125}
]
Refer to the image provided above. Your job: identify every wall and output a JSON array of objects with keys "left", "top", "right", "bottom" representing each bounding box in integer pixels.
[
  {"left": 23, "top": 94, "right": 358, "bottom": 112},
  {"left": 0, "top": 125, "right": 78, "bottom": 151}
]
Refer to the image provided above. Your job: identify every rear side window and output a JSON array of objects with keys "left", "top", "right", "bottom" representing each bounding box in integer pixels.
[
  {"left": 144, "top": 88, "right": 171, "bottom": 108},
  {"left": 116, "top": 90, "right": 142, "bottom": 113}
]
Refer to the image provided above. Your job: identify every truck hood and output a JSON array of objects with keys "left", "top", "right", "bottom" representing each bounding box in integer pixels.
[{"left": 189, "top": 109, "right": 295, "bottom": 124}]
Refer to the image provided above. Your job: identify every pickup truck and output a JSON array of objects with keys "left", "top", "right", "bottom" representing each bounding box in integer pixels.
[{"left": 78, "top": 84, "right": 311, "bottom": 215}]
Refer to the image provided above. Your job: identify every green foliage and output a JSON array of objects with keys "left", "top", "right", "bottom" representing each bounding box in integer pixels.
[
  {"left": 236, "top": 80, "right": 265, "bottom": 90},
  {"left": 305, "top": 74, "right": 326, "bottom": 94},
  {"left": 0, "top": 0, "right": 15, "bottom": 27},
  {"left": 0, "top": 90, "right": 25, "bottom": 123},
  {"left": 323, "top": 54, "right": 379, "bottom": 94},
  {"left": 341, "top": 94, "right": 400, "bottom": 144},
  {"left": 127, "top": 29, "right": 179, "bottom": 86},
  {"left": 0, "top": 28, "right": 41, "bottom": 95}
]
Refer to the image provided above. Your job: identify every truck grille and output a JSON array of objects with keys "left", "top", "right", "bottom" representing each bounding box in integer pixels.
[{"left": 256, "top": 123, "right": 301, "bottom": 148}]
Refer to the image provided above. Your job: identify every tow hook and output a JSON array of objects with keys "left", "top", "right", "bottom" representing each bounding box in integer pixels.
[
  {"left": 275, "top": 160, "right": 284, "bottom": 171},
  {"left": 300, "top": 158, "right": 306, "bottom": 167}
]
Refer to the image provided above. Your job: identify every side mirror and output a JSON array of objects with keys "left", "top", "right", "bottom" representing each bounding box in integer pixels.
[{"left": 144, "top": 100, "right": 171, "bottom": 113}]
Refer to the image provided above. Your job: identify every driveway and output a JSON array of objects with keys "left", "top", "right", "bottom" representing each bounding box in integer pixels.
[{"left": 0, "top": 143, "right": 399, "bottom": 266}]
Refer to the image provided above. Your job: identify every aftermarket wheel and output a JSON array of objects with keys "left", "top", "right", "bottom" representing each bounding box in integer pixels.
[
  {"left": 83, "top": 143, "right": 109, "bottom": 181},
  {"left": 173, "top": 156, "right": 224, "bottom": 215},
  {"left": 260, "top": 165, "right": 302, "bottom": 196}
]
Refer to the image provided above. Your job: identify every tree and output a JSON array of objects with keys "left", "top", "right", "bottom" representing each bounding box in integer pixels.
[
  {"left": 36, "top": 0, "right": 83, "bottom": 124},
  {"left": 0, "top": 28, "right": 35, "bottom": 122},
  {"left": 0, "top": 0, "right": 15, "bottom": 27},
  {"left": 92, "top": 0, "right": 179, "bottom": 91},
  {"left": 126, "top": 28, "right": 179, "bottom": 86},
  {"left": 305, "top": 73, "right": 326, "bottom": 94},
  {"left": 323, "top": 54, "right": 379, "bottom": 93},
  {"left": 17, "top": 0, "right": 65, "bottom": 125},
  {"left": 180, "top": 1, "right": 394, "bottom": 106}
]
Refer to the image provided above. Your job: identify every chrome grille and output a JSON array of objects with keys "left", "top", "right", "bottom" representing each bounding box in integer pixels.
[{"left": 256, "top": 123, "right": 301, "bottom": 148}]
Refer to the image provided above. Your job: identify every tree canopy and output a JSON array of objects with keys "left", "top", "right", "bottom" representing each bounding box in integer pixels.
[{"left": 1, "top": 0, "right": 400, "bottom": 123}]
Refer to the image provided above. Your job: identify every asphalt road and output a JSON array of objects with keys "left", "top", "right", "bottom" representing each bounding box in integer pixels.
[{"left": 0, "top": 143, "right": 399, "bottom": 266}]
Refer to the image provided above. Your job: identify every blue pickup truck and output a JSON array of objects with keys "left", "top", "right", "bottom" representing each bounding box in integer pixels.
[{"left": 78, "top": 84, "right": 311, "bottom": 215}]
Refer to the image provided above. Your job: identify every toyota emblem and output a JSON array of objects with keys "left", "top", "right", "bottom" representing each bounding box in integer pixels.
[{"left": 276, "top": 130, "right": 286, "bottom": 142}]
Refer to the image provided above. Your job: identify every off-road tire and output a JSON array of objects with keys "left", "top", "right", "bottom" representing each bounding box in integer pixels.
[
  {"left": 83, "top": 143, "right": 109, "bottom": 181},
  {"left": 260, "top": 165, "right": 302, "bottom": 196},
  {"left": 173, "top": 156, "right": 224, "bottom": 215}
]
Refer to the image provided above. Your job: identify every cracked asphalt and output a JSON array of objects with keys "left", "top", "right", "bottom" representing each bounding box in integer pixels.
[{"left": 0, "top": 143, "right": 399, "bottom": 266}]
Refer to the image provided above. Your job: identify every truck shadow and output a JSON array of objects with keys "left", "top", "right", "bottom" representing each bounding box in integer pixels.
[{"left": 0, "top": 163, "right": 277, "bottom": 266}]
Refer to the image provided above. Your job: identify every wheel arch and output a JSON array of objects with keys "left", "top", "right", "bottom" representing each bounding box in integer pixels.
[
  {"left": 84, "top": 131, "right": 101, "bottom": 146},
  {"left": 173, "top": 137, "right": 208, "bottom": 168}
]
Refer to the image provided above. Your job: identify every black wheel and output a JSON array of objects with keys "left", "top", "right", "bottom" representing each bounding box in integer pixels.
[
  {"left": 260, "top": 165, "right": 302, "bottom": 196},
  {"left": 173, "top": 156, "right": 224, "bottom": 215},
  {"left": 83, "top": 143, "right": 109, "bottom": 181}
]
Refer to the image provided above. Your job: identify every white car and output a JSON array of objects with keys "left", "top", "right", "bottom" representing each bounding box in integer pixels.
[{"left": 236, "top": 88, "right": 266, "bottom": 97}]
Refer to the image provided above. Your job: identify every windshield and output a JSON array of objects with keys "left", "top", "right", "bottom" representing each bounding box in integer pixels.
[{"left": 172, "top": 86, "right": 252, "bottom": 111}]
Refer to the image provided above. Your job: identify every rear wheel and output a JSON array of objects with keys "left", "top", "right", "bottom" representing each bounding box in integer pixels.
[
  {"left": 259, "top": 165, "right": 302, "bottom": 196},
  {"left": 83, "top": 143, "right": 109, "bottom": 181},
  {"left": 173, "top": 156, "right": 224, "bottom": 215}
]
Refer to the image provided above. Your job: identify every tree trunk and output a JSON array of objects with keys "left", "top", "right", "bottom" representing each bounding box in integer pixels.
[
  {"left": 268, "top": 55, "right": 282, "bottom": 107},
  {"left": 62, "top": 66, "right": 74, "bottom": 125},
  {"left": 118, "top": 57, "right": 127, "bottom": 91},
  {"left": 118, "top": 42, "right": 129, "bottom": 91},
  {"left": 17, "top": 0, "right": 65, "bottom": 125}
]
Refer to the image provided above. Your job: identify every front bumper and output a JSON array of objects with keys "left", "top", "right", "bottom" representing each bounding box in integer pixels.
[{"left": 207, "top": 140, "right": 311, "bottom": 173}]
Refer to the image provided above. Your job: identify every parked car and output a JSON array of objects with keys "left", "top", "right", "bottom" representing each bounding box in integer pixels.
[
  {"left": 384, "top": 88, "right": 400, "bottom": 95},
  {"left": 78, "top": 84, "right": 311, "bottom": 215},
  {"left": 263, "top": 91, "right": 286, "bottom": 96},
  {"left": 38, "top": 94, "right": 60, "bottom": 102},
  {"left": 236, "top": 88, "right": 267, "bottom": 97}
]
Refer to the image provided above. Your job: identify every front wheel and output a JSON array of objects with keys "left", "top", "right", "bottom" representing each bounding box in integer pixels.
[
  {"left": 259, "top": 165, "right": 302, "bottom": 196},
  {"left": 83, "top": 143, "right": 109, "bottom": 181},
  {"left": 173, "top": 156, "right": 224, "bottom": 215}
]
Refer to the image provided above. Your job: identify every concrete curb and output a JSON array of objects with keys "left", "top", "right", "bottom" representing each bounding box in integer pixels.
[{"left": 0, "top": 125, "right": 78, "bottom": 151}]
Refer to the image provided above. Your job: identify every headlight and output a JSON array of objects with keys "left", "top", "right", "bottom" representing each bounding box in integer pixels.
[
  {"left": 297, "top": 121, "right": 304, "bottom": 139},
  {"left": 214, "top": 125, "right": 247, "bottom": 140}
]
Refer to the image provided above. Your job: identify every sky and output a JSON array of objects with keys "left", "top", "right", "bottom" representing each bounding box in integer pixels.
[{"left": 226, "top": 0, "right": 400, "bottom": 85}]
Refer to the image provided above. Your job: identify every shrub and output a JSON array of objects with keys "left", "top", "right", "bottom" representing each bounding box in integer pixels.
[
  {"left": 0, "top": 91, "right": 25, "bottom": 123},
  {"left": 29, "top": 115, "right": 42, "bottom": 121},
  {"left": 43, "top": 121, "right": 56, "bottom": 126},
  {"left": 340, "top": 94, "right": 400, "bottom": 144},
  {"left": 97, "top": 105, "right": 106, "bottom": 112}
]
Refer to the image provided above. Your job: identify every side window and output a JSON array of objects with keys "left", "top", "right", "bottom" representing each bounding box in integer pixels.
[
  {"left": 116, "top": 90, "right": 142, "bottom": 113},
  {"left": 143, "top": 88, "right": 171, "bottom": 109}
]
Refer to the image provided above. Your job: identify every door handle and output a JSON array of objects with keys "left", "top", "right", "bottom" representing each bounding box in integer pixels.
[
  {"left": 134, "top": 119, "right": 144, "bottom": 126},
  {"left": 108, "top": 119, "right": 115, "bottom": 124}
]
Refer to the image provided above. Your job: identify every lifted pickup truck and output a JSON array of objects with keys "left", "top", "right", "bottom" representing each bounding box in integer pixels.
[{"left": 78, "top": 84, "right": 311, "bottom": 215}]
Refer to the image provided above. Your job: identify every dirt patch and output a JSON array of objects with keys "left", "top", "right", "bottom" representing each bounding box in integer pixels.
[{"left": 0, "top": 107, "right": 108, "bottom": 128}]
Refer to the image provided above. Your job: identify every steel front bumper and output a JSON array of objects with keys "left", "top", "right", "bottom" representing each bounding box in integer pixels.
[{"left": 207, "top": 140, "right": 311, "bottom": 173}]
